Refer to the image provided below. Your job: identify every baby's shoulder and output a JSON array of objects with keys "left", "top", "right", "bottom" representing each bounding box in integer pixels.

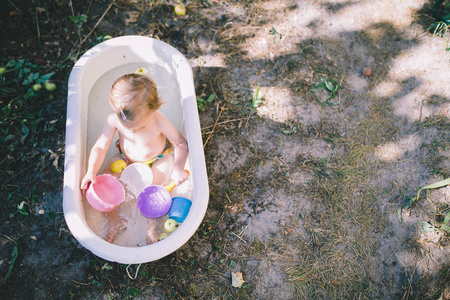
[
  {"left": 153, "top": 110, "right": 169, "bottom": 123},
  {"left": 106, "top": 112, "right": 119, "bottom": 127}
]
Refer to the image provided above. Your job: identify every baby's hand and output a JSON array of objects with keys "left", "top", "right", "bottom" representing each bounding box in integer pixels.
[
  {"left": 172, "top": 167, "right": 189, "bottom": 185},
  {"left": 80, "top": 171, "right": 97, "bottom": 191}
]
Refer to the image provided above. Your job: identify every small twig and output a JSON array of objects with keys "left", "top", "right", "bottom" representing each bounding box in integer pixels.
[
  {"left": 201, "top": 115, "right": 257, "bottom": 131},
  {"left": 2, "top": 235, "right": 16, "bottom": 243},
  {"left": 229, "top": 231, "right": 247, "bottom": 243},
  {"left": 419, "top": 98, "right": 424, "bottom": 122},
  {"left": 126, "top": 263, "right": 141, "bottom": 280},
  {"left": 68, "top": 0, "right": 75, "bottom": 16},
  {"left": 245, "top": 110, "right": 255, "bottom": 128},
  {"left": 67, "top": 0, "right": 115, "bottom": 61},
  {"left": 33, "top": 0, "right": 41, "bottom": 41},
  {"left": 72, "top": 280, "right": 91, "bottom": 286},
  {"left": 4, "top": 165, "right": 32, "bottom": 184},
  {"left": 203, "top": 105, "right": 225, "bottom": 148},
  {"left": 340, "top": 94, "right": 360, "bottom": 111},
  {"left": 78, "top": 1, "right": 115, "bottom": 48},
  {"left": 201, "top": 130, "right": 215, "bottom": 136},
  {"left": 86, "top": 0, "right": 93, "bottom": 15},
  {"left": 225, "top": 193, "right": 232, "bottom": 203},
  {"left": 238, "top": 226, "right": 247, "bottom": 237}
]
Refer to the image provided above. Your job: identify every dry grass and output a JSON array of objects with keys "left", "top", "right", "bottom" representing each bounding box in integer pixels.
[
  {"left": 3, "top": 0, "right": 449, "bottom": 299},
  {"left": 286, "top": 142, "right": 384, "bottom": 298}
]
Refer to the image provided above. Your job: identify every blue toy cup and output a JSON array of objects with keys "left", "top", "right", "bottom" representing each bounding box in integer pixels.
[{"left": 169, "top": 197, "right": 192, "bottom": 223}]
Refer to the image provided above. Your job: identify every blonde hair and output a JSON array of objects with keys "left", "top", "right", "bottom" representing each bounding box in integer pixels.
[{"left": 109, "top": 73, "right": 163, "bottom": 122}]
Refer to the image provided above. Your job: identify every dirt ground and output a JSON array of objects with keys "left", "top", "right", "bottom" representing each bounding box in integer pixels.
[{"left": 1, "top": 0, "right": 450, "bottom": 299}]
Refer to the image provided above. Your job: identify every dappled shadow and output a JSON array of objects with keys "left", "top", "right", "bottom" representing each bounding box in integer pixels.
[
  {"left": 1, "top": 0, "right": 450, "bottom": 299},
  {"left": 320, "top": 1, "right": 361, "bottom": 13},
  {"left": 186, "top": 0, "right": 449, "bottom": 298}
]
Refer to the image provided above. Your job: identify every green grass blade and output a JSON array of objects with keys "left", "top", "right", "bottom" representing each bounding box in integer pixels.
[
  {"left": 415, "top": 177, "right": 450, "bottom": 204},
  {"left": 441, "top": 211, "right": 450, "bottom": 233},
  {"left": 0, "top": 243, "right": 18, "bottom": 286}
]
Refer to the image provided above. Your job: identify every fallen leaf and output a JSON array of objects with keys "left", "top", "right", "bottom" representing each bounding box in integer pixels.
[
  {"left": 231, "top": 272, "right": 245, "bottom": 288},
  {"left": 226, "top": 204, "right": 242, "bottom": 213}
]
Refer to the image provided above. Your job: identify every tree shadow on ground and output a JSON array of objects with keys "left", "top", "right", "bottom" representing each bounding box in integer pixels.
[{"left": 1, "top": 0, "right": 449, "bottom": 299}]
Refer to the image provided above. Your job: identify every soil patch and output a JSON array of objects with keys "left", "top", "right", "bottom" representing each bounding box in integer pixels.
[{"left": 1, "top": 0, "right": 449, "bottom": 299}]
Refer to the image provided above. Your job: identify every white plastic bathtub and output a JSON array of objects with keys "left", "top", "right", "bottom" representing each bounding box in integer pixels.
[{"left": 63, "top": 36, "right": 209, "bottom": 264}]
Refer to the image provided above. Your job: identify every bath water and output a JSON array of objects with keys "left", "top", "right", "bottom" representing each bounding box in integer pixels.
[{"left": 83, "top": 62, "right": 192, "bottom": 247}]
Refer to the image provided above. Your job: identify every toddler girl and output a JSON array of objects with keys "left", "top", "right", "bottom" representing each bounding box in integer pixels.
[{"left": 80, "top": 73, "right": 189, "bottom": 243}]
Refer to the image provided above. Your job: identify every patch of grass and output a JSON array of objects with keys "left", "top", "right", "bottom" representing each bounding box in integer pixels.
[
  {"left": 125, "top": 287, "right": 141, "bottom": 298},
  {"left": 288, "top": 240, "right": 372, "bottom": 298},
  {"left": 196, "top": 93, "right": 216, "bottom": 112},
  {"left": 309, "top": 77, "right": 343, "bottom": 106},
  {"left": 403, "top": 177, "right": 450, "bottom": 246},
  {"left": 0, "top": 55, "right": 64, "bottom": 218},
  {"left": 286, "top": 99, "right": 395, "bottom": 297},
  {"left": 269, "top": 26, "right": 283, "bottom": 42},
  {"left": 0, "top": 59, "right": 58, "bottom": 148},
  {"left": 429, "top": 20, "right": 450, "bottom": 51},
  {"left": 422, "top": 114, "right": 450, "bottom": 131},
  {"left": 1, "top": 59, "right": 55, "bottom": 99},
  {"left": 69, "top": 14, "right": 88, "bottom": 29},
  {"left": 251, "top": 86, "right": 262, "bottom": 108},
  {"left": 0, "top": 243, "right": 18, "bottom": 287}
]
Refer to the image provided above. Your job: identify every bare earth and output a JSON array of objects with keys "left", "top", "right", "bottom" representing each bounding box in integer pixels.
[{"left": 1, "top": 0, "right": 449, "bottom": 299}]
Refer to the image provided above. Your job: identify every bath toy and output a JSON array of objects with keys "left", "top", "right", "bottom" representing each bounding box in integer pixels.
[
  {"left": 120, "top": 163, "right": 153, "bottom": 195},
  {"left": 111, "top": 159, "right": 127, "bottom": 173},
  {"left": 164, "top": 219, "right": 179, "bottom": 233},
  {"left": 86, "top": 174, "right": 125, "bottom": 212},
  {"left": 136, "top": 169, "right": 189, "bottom": 218},
  {"left": 169, "top": 197, "right": 192, "bottom": 223},
  {"left": 64, "top": 36, "right": 209, "bottom": 264},
  {"left": 137, "top": 180, "right": 177, "bottom": 218}
]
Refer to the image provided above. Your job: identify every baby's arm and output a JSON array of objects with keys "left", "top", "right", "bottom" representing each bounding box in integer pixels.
[
  {"left": 156, "top": 112, "right": 189, "bottom": 185},
  {"left": 80, "top": 113, "right": 118, "bottom": 190}
]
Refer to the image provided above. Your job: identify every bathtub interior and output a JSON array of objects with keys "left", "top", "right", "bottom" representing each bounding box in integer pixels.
[{"left": 64, "top": 36, "right": 208, "bottom": 264}]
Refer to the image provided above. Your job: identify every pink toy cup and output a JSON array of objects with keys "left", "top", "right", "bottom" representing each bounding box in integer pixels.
[{"left": 86, "top": 174, "right": 125, "bottom": 212}]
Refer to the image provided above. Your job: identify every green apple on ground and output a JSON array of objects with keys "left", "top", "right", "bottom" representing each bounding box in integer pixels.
[
  {"left": 164, "top": 219, "right": 178, "bottom": 233},
  {"left": 174, "top": 4, "right": 186, "bottom": 16},
  {"left": 45, "top": 81, "right": 57, "bottom": 91},
  {"left": 33, "top": 83, "right": 42, "bottom": 92},
  {"left": 0, "top": 67, "right": 6, "bottom": 76}
]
